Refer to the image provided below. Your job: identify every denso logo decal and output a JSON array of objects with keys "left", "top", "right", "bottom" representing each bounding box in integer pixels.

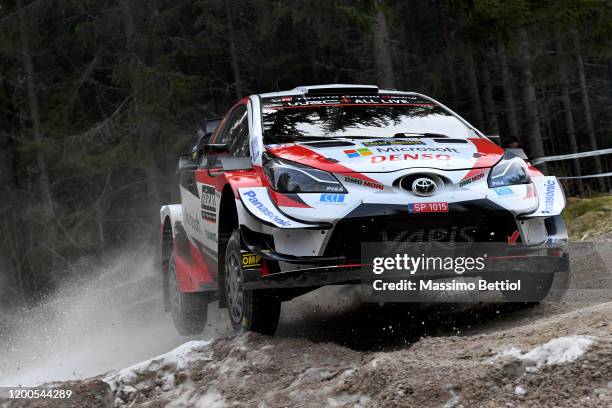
[
  {"left": 542, "top": 180, "right": 556, "bottom": 213},
  {"left": 242, "top": 190, "right": 291, "bottom": 226},
  {"left": 371, "top": 153, "right": 452, "bottom": 163},
  {"left": 320, "top": 193, "right": 345, "bottom": 203},
  {"left": 344, "top": 148, "right": 373, "bottom": 158}
]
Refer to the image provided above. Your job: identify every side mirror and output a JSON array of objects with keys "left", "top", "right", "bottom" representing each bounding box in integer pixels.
[
  {"left": 506, "top": 148, "right": 528, "bottom": 159},
  {"left": 176, "top": 153, "right": 198, "bottom": 175}
]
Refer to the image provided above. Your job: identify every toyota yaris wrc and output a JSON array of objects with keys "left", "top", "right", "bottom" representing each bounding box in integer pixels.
[{"left": 160, "top": 84, "right": 568, "bottom": 335}]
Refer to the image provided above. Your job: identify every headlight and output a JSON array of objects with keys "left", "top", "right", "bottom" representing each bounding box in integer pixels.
[
  {"left": 263, "top": 153, "right": 346, "bottom": 193},
  {"left": 488, "top": 157, "right": 531, "bottom": 188}
]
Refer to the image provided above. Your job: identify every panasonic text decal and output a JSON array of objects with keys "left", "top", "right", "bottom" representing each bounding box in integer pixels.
[
  {"left": 542, "top": 180, "right": 556, "bottom": 213},
  {"left": 242, "top": 190, "right": 291, "bottom": 226}
]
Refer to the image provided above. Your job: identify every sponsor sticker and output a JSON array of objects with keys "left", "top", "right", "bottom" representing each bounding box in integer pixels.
[
  {"left": 375, "top": 146, "right": 459, "bottom": 153},
  {"left": 343, "top": 176, "right": 384, "bottom": 190},
  {"left": 362, "top": 139, "right": 425, "bottom": 147},
  {"left": 320, "top": 193, "right": 346, "bottom": 203},
  {"left": 459, "top": 172, "right": 485, "bottom": 188},
  {"left": 542, "top": 180, "right": 556, "bottom": 213},
  {"left": 205, "top": 230, "right": 217, "bottom": 243},
  {"left": 201, "top": 185, "right": 217, "bottom": 221},
  {"left": 241, "top": 253, "right": 262, "bottom": 268},
  {"left": 408, "top": 202, "right": 449, "bottom": 213},
  {"left": 242, "top": 190, "right": 291, "bottom": 227},
  {"left": 493, "top": 187, "right": 515, "bottom": 196},
  {"left": 371, "top": 153, "right": 452, "bottom": 163},
  {"left": 250, "top": 138, "right": 260, "bottom": 160},
  {"left": 265, "top": 95, "right": 433, "bottom": 109},
  {"left": 184, "top": 211, "right": 202, "bottom": 232},
  {"left": 344, "top": 148, "right": 373, "bottom": 158}
]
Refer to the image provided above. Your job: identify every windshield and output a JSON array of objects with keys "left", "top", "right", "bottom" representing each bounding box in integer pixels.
[{"left": 261, "top": 94, "right": 478, "bottom": 144}]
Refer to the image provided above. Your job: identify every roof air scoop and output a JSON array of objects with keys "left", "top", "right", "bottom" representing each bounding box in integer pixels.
[{"left": 294, "top": 84, "right": 379, "bottom": 96}]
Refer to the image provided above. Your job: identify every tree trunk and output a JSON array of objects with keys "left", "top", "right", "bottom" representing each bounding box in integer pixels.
[
  {"left": 516, "top": 27, "right": 546, "bottom": 169},
  {"left": 480, "top": 59, "right": 499, "bottom": 135},
  {"left": 555, "top": 34, "right": 583, "bottom": 195},
  {"left": 121, "top": 0, "right": 161, "bottom": 210},
  {"left": 225, "top": 0, "right": 243, "bottom": 99},
  {"left": 17, "top": 0, "right": 54, "bottom": 218},
  {"left": 608, "top": 58, "right": 612, "bottom": 100},
  {"left": 498, "top": 41, "right": 520, "bottom": 143},
  {"left": 465, "top": 49, "right": 484, "bottom": 130},
  {"left": 372, "top": 0, "right": 395, "bottom": 89},
  {"left": 572, "top": 30, "right": 606, "bottom": 191}
]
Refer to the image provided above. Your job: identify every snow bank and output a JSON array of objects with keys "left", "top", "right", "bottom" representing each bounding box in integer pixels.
[
  {"left": 494, "top": 335, "right": 595, "bottom": 369},
  {"left": 105, "top": 340, "right": 212, "bottom": 399}
]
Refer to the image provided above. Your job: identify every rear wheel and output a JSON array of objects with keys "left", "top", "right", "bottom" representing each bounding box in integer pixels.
[
  {"left": 168, "top": 255, "right": 208, "bottom": 335},
  {"left": 501, "top": 272, "right": 554, "bottom": 303},
  {"left": 225, "top": 229, "right": 281, "bottom": 335}
]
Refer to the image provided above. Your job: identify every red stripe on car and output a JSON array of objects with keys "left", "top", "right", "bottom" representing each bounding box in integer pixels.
[
  {"left": 268, "top": 190, "right": 311, "bottom": 208},
  {"left": 267, "top": 144, "right": 382, "bottom": 184},
  {"left": 460, "top": 138, "right": 504, "bottom": 182}
]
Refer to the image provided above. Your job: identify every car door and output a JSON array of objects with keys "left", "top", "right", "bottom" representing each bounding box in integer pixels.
[{"left": 197, "top": 103, "right": 250, "bottom": 256}]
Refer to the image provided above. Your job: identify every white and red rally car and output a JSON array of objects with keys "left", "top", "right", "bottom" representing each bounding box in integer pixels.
[{"left": 160, "top": 84, "right": 568, "bottom": 335}]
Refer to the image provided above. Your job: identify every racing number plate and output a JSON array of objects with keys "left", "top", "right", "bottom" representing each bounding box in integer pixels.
[{"left": 408, "top": 202, "right": 449, "bottom": 213}]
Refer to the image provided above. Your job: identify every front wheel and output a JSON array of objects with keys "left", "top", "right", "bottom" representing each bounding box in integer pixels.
[
  {"left": 168, "top": 255, "right": 208, "bottom": 336},
  {"left": 225, "top": 229, "right": 281, "bottom": 335}
]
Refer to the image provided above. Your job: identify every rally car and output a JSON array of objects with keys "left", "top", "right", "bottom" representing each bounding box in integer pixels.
[{"left": 160, "top": 84, "right": 568, "bottom": 336}]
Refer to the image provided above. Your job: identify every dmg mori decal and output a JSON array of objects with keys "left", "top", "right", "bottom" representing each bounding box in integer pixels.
[{"left": 201, "top": 184, "right": 217, "bottom": 221}]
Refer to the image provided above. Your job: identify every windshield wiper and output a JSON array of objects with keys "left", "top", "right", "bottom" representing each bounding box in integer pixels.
[
  {"left": 393, "top": 133, "right": 449, "bottom": 138},
  {"left": 270, "top": 135, "right": 338, "bottom": 142}
]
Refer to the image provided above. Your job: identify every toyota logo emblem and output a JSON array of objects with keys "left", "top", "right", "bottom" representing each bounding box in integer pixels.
[{"left": 412, "top": 177, "right": 436, "bottom": 196}]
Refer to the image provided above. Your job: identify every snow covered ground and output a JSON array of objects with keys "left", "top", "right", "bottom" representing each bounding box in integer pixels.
[{"left": 3, "top": 301, "right": 608, "bottom": 407}]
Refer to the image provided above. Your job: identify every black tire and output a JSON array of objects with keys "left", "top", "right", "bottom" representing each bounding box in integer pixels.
[
  {"left": 225, "top": 229, "right": 281, "bottom": 335},
  {"left": 168, "top": 255, "right": 208, "bottom": 336},
  {"left": 501, "top": 272, "right": 554, "bottom": 303}
]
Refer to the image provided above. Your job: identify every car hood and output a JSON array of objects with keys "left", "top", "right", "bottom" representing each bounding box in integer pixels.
[{"left": 265, "top": 137, "right": 504, "bottom": 173}]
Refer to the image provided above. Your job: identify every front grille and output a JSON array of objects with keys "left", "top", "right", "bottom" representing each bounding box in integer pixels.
[{"left": 324, "top": 213, "right": 518, "bottom": 262}]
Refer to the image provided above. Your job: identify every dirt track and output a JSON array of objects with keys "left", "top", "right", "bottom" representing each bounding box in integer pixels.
[{"left": 2, "top": 241, "right": 611, "bottom": 407}]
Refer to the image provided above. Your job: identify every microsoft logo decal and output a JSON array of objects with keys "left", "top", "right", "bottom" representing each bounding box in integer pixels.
[{"left": 344, "top": 148, "right": 373, "bottom": 158}]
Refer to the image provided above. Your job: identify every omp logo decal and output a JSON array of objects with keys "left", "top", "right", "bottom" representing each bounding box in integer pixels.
[
  {"left": 493, "top": 187, "right": 515, "bottom": 196},
  {"left": 242, "top": 253, "right": 261, "bottom": 268},
  {"left": 320, "top": 193, "right": 345, "bottom": 203},
  {"left": 371, "top": 153, "right": 452, "bottom": 163},
  {"left": 242, "top": 190, "right": 291, "bottom": 226},
  {"left": 542, "top": 180, "right": 556, "bottom": 213},
  {"left": 201, "top": 185, "right": 217, "bottom": 221},
  {"left": 344, "top": 148, "right": 373, "bottom": 158},
  {"left": 344, "top": 176, "right": 384, "bottom": 190}
]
